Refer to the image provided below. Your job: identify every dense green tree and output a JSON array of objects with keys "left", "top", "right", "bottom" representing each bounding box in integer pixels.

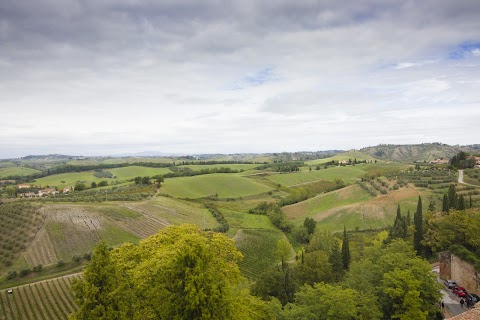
[
  {"left": 341, "top": 226, "right": 351, "bottom": 270},
  {"left": 73, "top": 225, "right": 269, "bottom": 320},
  {"left": 98, "top": 180, "right": 109, "bottom": 187},
  {"left": 442, "top": 194, "right": 449, "bottom": 213},
  {"left": 457, "top": 194, "right": 465, "bottom": 210},
  {"left": 91, "top": 182, "right": 97, "bottom": 188},
  {"left": 423, "top": 208, "right": 480, "bottom": 253},
  {"left": 387, "top": 205, "right": 407, "bottom": 242},
  {"left": 252, "top": 265, "right": 297, "bottom": 306},
  {"left": 328, "top": 240, "right": 344, "bottom": 282},
  {"left": 292, "top": 225, "right": 310, "bottom": 243},
  {"left": 448, "top": 184, "right": 457, "bottom": 210},
  {"left": 74, "top": 182, "right": 86, "bottom": 192},
  {"left": 282, "top": 283, "right": 381, "bottom": 320},
  {"left": 70, "top": 241, "right": 122, "bottom": 320},
  {"left": 141, "top": 176, "right": 150, "bottom": 185},
  {"left": 307, "top": 230, "right": 334, "bottom": 253},
  {"left": 413, "top": 196, "right": 424, "bottom": 256},
  {"left": 295, "top": 250, "right": 332, "bottom": 286},
  {"left": 428, "top": 201, "right": 435, "bottom": 212},
  {"left": 343, "top": 239, "right": 441, "bottom": 320},
  {"left": 303, "top": 217, "right": 316, "bottom": 236}
]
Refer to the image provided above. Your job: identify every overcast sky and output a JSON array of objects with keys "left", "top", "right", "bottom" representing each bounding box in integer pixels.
[{"left": 1, "top": 0, "right": 479, "bottom": 158}]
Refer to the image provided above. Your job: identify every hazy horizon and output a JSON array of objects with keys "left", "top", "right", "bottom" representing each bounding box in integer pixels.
[{"left": 1, "top": 0, "right": 479, "bottom": 158}]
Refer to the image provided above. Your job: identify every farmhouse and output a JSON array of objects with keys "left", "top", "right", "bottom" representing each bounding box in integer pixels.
[
  {"left": 38, "top": 188, "right": 58, "bottom": 196},
  {"left": 63, "top": 187, "right": 72, "bottom": 193},
  {"left": 23, "top": 192, "right": 36, "bottom": 198},
  {"left": 429, "top": 159, "right": 449, "bottom": 165},
  {"left": 17, "top": 184, "right": 32, "bottom": 189},
  {"left": 474, "top": 156, "right": 480, "bottom": 168}
]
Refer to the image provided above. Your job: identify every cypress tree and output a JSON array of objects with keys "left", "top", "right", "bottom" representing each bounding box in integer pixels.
[
  {"left": 413, "top": 196, "right": 424, "bottom": 256},
  {"left": 442, "top": 194, "right": 449, "bottom": 213},
  {"left": 329, "top": 240, "right": 343, "bottom": 281},
  {"left": 448, "top": 184, "right": 457, "bottom": 209},
  {"left": 470, "top": 195, "right": 473, "bottom": 208},
  {"left": 457, "top": 195, "right": 465, "bottom": 210},
  {"left": 341, "top": 226, "right": 351, "bottom": 270},
  {"left": 406, "top": 209, "right": 411, "bottom": 226}
]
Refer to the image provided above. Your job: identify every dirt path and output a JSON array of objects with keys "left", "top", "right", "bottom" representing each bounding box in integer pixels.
[
  {"left": 0, "top": 272, "right": 82, "bottom": 293},
  {"left": 458, "top": 169, "right": 479, "bottom": 188}
]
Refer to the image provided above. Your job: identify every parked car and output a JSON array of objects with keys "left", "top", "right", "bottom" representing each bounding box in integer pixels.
[
  {"left": 444, "top": 280, "right": 457, "bottom": 289},
  {"left": 467, "top": 293, "right": 480, "bottom": 305},
  {"left": 452, "top": 287, "right": 468, "bottom": 297},
  {"left": 7, "top": 288, "right": 12, "bottom": 294}
]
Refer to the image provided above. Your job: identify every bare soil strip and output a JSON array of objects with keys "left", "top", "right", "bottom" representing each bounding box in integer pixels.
[
  {"left": 15, "top": 287, "right": 34, "bottom": 320},
  {"left": 0, "top": 291, "right": 13, "bottom": 320},
  {"left": 28, "top": 284, "right": 52, "bottom": 320},
  {"left": 49, "top": 279, "right": 75, "bottom": 314},
  {"left": 38, "top": 281, "right": 64, "bottom": 319}
]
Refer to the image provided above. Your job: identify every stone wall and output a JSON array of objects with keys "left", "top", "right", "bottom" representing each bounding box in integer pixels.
[{"left": 439, "top": 251, "right": 480, "bottom": 294}]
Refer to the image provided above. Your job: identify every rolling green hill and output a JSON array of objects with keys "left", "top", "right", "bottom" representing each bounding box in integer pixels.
[
  {"left": 160, "top": 174, "right": 273, "bottom": 199},
  {"left": 0, "top": 167, "right": 41, "bottom": 179},
  {"left": 266, "top": 166, "right": 366, "bottom": 187}
]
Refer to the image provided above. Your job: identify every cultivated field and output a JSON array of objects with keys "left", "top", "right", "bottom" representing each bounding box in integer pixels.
[
  {"left": 160, "top": 174, "right": 273, "bottom": 199},
  {"left": 0, "top": 273, "right": 79, "bottom": 320},
  {"left": 266, "top": 166, "right": 366, "bottom": 187},
  {"left": 0, "top": 168, "right": 41, "bottom": 179},
  {"left": 33, "top": 166, "right": 173, "bottom": 188},
  {"left": 0, "top": 203, "right": 45, "bottom": 270},
  {"left": 108, "top": 166, "right": 172, "bottom": 179}
]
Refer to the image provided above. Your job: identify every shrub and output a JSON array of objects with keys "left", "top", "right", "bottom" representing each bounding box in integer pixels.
[
  {"left": 6, "top": 271, "right": 17, "bottom": 280},
  {"left": 57, "top": 260, "right": 65, "bottom": 267},
  {"left": 33, "top": 264, "right": 43, "bottom": 272},
  {"left": 20, "top": 269, "right": 31, "bottom": 277}
]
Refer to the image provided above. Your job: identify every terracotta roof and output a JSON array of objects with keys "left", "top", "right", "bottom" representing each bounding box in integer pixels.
[{"left": 449, "top": 304, "right": 480, "bottom": 319}]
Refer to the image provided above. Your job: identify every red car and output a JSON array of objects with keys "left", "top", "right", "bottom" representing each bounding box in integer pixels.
[{"left": 452, "top": 287, "right": 468, "bottom": 297}]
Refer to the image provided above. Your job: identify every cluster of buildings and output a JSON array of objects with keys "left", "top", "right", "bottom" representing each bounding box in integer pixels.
[{"left": 17, "top": 184, "right": 73, "bottom": 198}]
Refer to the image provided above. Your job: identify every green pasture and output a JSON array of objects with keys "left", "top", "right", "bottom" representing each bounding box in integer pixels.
[
  {"left": 33, "top": 166, "right": 173, "bottom": 188},
  {"left": 108, "top": 166, "right": 172, "bottom": 179},
  {"left": 235, "top": 229, "right": 293, "bottom": 280},
  {"left": 283, "top": 185, "right": 373, "bottom": 223},
  {"left": 160, "top": 174, "right": 273, "bottom": 199},
  {"left": 305, "top": 150, "right": 379, "bottom": 166},
  {"left": 101, "top": 157, "right": 175, "bottom": 164},
  {"left": 267, "top": 166, "right": 366, "bottom": 187},
  {"left": 0, "top": 167, "right": 41, "bottom": 178},
  {"left": 34, "top": 171, "right": 102, "bottom": 188},
  {"left": 176, "top": 163, "right": 260, "bottom": 171}
]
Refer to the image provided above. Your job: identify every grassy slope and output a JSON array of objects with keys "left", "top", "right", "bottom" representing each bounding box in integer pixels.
[
  {"left": 108, "top": 166, "right": 172, "bottom": 179},
  {"left": 160, "top": 174, "right": 273, "bottom": 198},
  {"left": 176, "top": 164, "right": 260, "bottom": 171},
  {"left": 0, "top": 167, "right": 41, "bottom": 178},
  {"left": 267, "top": 166, "right": 366, "bottom": 187},
  {"left": 283, "top": 184, "right": 422, "bottom": 232}
]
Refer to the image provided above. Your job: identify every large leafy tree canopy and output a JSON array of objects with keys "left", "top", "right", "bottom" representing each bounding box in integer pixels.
[{"left": 71, "top": 225, "right": 271, "bottom": 320}]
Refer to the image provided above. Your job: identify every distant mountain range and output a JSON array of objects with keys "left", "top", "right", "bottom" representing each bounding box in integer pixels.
[
  {"left": 360, "top": 143, "right": 478, "bottom": 162},
  {"left": 7, "top": 143, "right": 479, "bottom": 163}
]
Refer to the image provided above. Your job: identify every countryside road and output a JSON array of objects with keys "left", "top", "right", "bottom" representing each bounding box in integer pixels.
[{"left": 458, "top": 169, "right": 464, "bottom": 184}]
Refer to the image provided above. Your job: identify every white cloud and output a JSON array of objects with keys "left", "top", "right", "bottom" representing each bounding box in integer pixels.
[{"left": 0, "top": 0, "right": 479, "bottom": 157}]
